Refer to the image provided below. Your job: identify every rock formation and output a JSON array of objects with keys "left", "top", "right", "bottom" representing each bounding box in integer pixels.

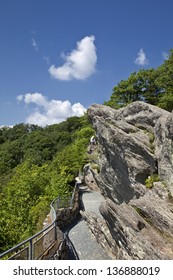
[{"left": 87, "top": 101, "right": 173, "bottom": 259}]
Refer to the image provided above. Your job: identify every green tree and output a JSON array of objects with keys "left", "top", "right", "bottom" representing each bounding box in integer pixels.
[
  {"left": 0, "top": 114, "right": 93, "bottom": 253},
  {"left": 104, "top": 69, "right": 160, "bottom": 108},
  {"left": 105, "top": 49, "right": 173, "bottom": 111},
  {"left": 0, "top": 161, "right": 50, "bottom": 251}
]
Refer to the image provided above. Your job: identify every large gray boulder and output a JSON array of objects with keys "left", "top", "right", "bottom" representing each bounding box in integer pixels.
[
  {"left": 87, "top": 101, "right": 173, "bottom": 259},
  {"left": 155, "top": 113, "right": 173, "bottom": 195}
]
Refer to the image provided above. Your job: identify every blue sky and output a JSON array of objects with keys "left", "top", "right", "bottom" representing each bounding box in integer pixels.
[{"left": 0, "top": 0, "right": 173, "bottom": 126}]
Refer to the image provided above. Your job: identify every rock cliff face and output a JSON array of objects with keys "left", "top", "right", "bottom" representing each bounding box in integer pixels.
[{"left": 87, "top": 101, "right": 173, "bottom": 259}]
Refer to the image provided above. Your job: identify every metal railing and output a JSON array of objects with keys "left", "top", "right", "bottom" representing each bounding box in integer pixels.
[{"left": 0, "top": 183, "right": 79, "bottom": 260}]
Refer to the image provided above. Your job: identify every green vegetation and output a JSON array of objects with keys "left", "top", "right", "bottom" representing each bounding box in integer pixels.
[
  {"left": 0, "top": 115, "right": 94, "bottom": 253},
  {"left": 2, "top": 47, "right": 173, "bottom": 254},
  {"left": 104, "top": 49, "right": 173, "bottom": 112},
  {"left": 148, "top": 132, "right": 155, "bottom": 153},
  {"left": 145, "top": 174, "right": 160, "bottom": 189}
]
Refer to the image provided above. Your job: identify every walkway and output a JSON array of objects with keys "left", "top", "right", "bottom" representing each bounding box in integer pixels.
[{"left": 67, "top": 185, "right": 111, "bottom": 260}]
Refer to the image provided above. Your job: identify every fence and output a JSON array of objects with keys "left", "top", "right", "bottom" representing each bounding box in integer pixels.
[{"left": 0, "top": 183, "right": 79, "bottom": 260}]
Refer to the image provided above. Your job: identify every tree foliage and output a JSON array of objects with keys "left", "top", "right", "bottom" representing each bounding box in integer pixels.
[
  {"left": 105, "top": 49, "right": 173, "bottom": 111},
  {"left": 0, "top": 114, "right": 94, "bottom": 253}
]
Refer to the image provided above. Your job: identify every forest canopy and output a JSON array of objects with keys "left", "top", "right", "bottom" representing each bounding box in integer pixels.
[{"left": 0, "top": 114, "right": 94, "bottom": 253}]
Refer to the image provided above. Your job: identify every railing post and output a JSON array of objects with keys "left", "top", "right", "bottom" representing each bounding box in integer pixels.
[
  {"left": 56, "top": 197, "right": 60, "bottom": 210},
  {"left": 29, "top": 239, "right": 33, "bottom": 260},
  {"left": 70, "top": 196, "right": 73, "bottom": 208},
  {"left": 54, "top": 222, "right": 57, "bottom": 241}
]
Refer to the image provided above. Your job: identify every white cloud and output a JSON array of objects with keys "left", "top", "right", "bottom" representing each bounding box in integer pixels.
[
  {"left": 31, "top": 38, "right": 39, "bottom": 51},
  {"left": 0, "top": 125, "right": 13, "bottom": 129},
  {"left": 23, "top": 92, "right": 47, "bottom": 107},
  {"left": 17, "top": 93, "right": 86, "bottom": 126},
  {"left": 16, "top": 95, "right": 23, "bottom": 102},
  {"left": 48, "top": 35, "right": 97, "bottom": 80},
  {"left": 135, "top": 48, "right": 149, "bottom": 66}
]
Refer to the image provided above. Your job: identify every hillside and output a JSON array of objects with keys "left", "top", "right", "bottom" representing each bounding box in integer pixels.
[{"left": 0, "top": 115, "right": 94, "bottom": 253}]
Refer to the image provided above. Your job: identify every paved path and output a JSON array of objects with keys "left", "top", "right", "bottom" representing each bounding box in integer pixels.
[{"left": 67, "top": 185, "right": 111, "bottom": 260}]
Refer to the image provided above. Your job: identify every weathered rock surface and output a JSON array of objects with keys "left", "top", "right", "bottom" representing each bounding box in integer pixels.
[
  {"left": 155, "top": 113, "right": 173, "bottom": 195},
  {"left": 83, "top": 163, "right": 100, "bottom": 191},
  {"left": 80, "top": 210, "right": 117, "bottom": 259},
  {"left": 87, "top": 101, "right": 173, "bottom": 259},
  {"left": 100, "top": 198, "right": 173, "bottom": 259}
]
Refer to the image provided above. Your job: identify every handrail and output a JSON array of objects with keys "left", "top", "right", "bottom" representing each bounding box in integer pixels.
[{"left": 0, "top": 183, "right": 79, "bottom": 260}]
